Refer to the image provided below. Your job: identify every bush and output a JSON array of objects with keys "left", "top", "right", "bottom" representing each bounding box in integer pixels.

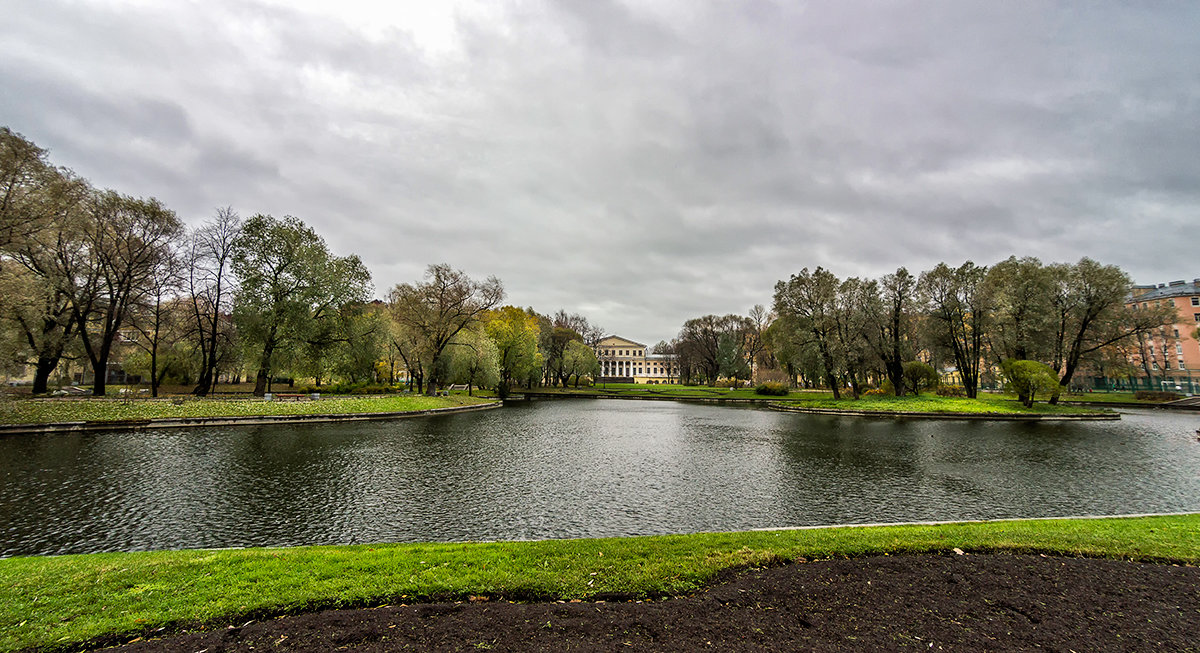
[
  {"left": 863, "top": 387, "right": 890, "bottom": 396},
  {"left": 936, "top": 385, "right": 966, "bottom": 397},
  {"left": 879, "top": 379, "right": 896, "bottom": 396},
  {"left": 1000, "top": 359, "right": 1059, "bottom": 407},
  {"left": 1134, "top": 391, "right": 1183, "bottom": 402},
  {"left": 902, "top": 361, "right": 940, "bottom": 393},
  {"left": 713, "top": 378, "right": 742, "bottom": 388},
  {"left": 754, "top": 381, "right": 789, "bottom": 396}
]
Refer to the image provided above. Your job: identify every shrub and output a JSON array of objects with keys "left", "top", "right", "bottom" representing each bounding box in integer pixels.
[
  {"left": 754, "top": 381, "right": 789, "bottom": 396},
  {"left": 713, "top": 378, "right": 742, "bottom": 388},
  {"left": 936, "top": 385, "right": 966, "bottom": 397},
  {"left": 902, "top": 361, "right": 940, "bottom": 393},
  {"left": 879, "top": 379, "right": 896, "bottom": 396},
  {"left": 1000, "top": 359, "right": 1059, "bottom": 407},
  {"left": 863, "top": 387, "right": 890, "bottom": 396}
]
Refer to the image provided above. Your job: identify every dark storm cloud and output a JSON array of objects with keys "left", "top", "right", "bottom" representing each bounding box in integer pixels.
[{"left": 2, "top": 0, "right": 1198, "bottom": 340}]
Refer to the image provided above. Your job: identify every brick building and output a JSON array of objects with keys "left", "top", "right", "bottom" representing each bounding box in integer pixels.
[{"left": 1127, "top": 278, "right": 1200, "bottom": 394}]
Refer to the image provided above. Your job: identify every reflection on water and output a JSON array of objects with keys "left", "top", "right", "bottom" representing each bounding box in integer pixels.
[{"left": 1, "top": 401, "right": 1197, "bottom": 556}]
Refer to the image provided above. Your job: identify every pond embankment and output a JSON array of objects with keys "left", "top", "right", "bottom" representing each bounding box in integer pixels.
[{"left": 0, "top": 395, "right": 499, "bottom": 434}]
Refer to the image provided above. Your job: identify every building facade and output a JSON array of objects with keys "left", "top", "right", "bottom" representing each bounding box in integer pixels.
[
  {"left": 1127, "top": 278, "right": 1200, "bottom": 394},
  {"left": 596, "top": 336, "right": 678, "bottom": 384}
]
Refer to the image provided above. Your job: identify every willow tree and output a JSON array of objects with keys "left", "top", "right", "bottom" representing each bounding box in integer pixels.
[
  {"left": 484, "top": 305, "right": 540, "bottom": 398},
  {"left": 917, "top": 261, "right": 991, "bottom": 398},
  {"left": 773, "top": 267, "right": 843, "bottom": 397},
  {"left": 389, "top": 264, "right": 504, "bottom": 395},
  {"left": 72, "top": 192, "right": 184, "bottom": 396}
]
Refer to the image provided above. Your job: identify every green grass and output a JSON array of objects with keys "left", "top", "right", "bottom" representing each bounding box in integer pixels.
[
  {"left": 1059, "top": 392, "right": 1171, "bottom": 404},
  {"left": 1, "top": 514, "right": 1195, "bottom": 652},
  {"left": 0, "top": 394, "right": 493, "bottom": 425},
  {"left": 530, "top": 386, "right": 1105, "bottom": 415},
  {"left": 778, "top": 393, "right": 1107, "bottom": 415}
]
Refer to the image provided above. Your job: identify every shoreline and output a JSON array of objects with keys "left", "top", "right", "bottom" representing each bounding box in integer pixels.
[
  {"left": 519, "top": 391, "right": 1119, "bottom": 420},
  {"left": 3, "top": 513, "right": 1197, "bottom": 652},
  {"left": 0, "top": 401, "right": 501, "bottom": 435},
  {"left": 767, "top": 402, "right": 1120, "bottom": 420}
]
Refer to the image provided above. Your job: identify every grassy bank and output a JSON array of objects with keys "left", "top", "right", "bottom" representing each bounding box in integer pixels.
[
  {"left": 1059, "top": 392, "right": 1173, "bottom": 405},
  {"left": 2, "top": 514, "right": 1196, "bottom": 652},
  {"left": 531, "top": 385, "right": 1107, "bottom": 415},
  {"left": 775, "top": 394, "right": 1108, "bottom": 415},
  {"left": 0, "top": 394, "right": 492, "bottom": 425}
]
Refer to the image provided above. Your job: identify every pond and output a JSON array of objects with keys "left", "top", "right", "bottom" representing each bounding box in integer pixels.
[{"left": 1, "top": 400, "right": 1198, "bottom": 556}]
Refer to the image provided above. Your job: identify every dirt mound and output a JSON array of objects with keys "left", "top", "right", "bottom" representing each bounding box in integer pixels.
[{"left": 99, "top": 553, "right": 1199, "bottom": 652}]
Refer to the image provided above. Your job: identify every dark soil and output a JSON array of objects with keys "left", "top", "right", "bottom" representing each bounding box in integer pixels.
[{"left": 96, "top": 554, "right": 1199, "bottom": 652}]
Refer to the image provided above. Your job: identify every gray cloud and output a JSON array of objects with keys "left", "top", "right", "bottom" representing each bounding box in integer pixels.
[{"left": 2, "top": 0, "right": 1197, "bottom": 341}]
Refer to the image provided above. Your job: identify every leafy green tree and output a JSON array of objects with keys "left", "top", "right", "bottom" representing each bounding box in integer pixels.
[
  {"left": 389, "top": 264, "right": 504, "bottom": 395},
  {"left": 985, "top": 256, "right": 1054, "bottom": 363},
  {"left": 1000, "top": 359, "right": 1059, "bottom": 407},
  {"left": 716, "top": 331, "right": 750, "bottom": 382},
  {"left": 1043, "top": 258, "right": 1176, "bottom": 401},
  {"left": 0, "top": 131, "right": 91, "bottom": 394},
  {"left": 232, "top": 214, "right": 371, "bottom": 396},
  {"left": 484, "top": 306, "right": 541, "bottom": 398},
  {"left": 773, "top": 267, "right": 844, "bottom": 397},
  {"left": 561, "top": 339, "right": 599, "bottom": 387},
  {"left": 918, "top": 261, "right": 991, "bottom": 398},
  {"left": 448, "top": 326, "right": 499, "bottom": 395},
  {"left": 676, "top": 314, "right": 753, "bottom": 386},
  {"left": 544, "top": 324, "right": 583, "bottom": 387},
  {"left": 332, "top": 305, "right": 386, "bottom": 384},
  {"left": 0, "top": 127, "right": 79, "bottom": 248},
  {"left": 901, "top": 360, "right": 940, "bottom": 394},
  {"left": 862, "top": 268, "right": 916, "bottom": 396}
]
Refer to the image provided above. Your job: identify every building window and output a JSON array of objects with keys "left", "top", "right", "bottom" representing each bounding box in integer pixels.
[
  {"left": 1177, "top": 343, "right": 1184, "bottom": 354},
  {"left": 1193, "top": 297, "right": 1199, "bottom": 306},
  {"left": 1194, "top": 314, "right": 1200, "bottom": 323},
  {"left": 1152, "top": 362, "right": 1159, "bottom": 370},
  {"left": 1179, "top": 361, "right": 1187, "bottom": 370}
]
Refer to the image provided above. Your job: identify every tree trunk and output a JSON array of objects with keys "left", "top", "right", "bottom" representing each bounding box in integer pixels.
[
  {"left": 32, "top": 356, "right": 58, "bottom": 394},
  {"left": 253, "top": 342, "right": 275, "bottom": 396},
  {"left": 150, "top": 341, "right": 160, "bottom": 398}
]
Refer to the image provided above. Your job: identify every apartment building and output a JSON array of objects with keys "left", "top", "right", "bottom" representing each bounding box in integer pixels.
[{"left": 1127, "top": 278, "right": 1200, "bottom": 394}]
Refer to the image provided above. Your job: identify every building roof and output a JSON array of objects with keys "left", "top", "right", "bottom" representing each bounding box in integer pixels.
[
  {"left": 598, "top": 335, "right": 646, "bottom": 348},
  {"left": 1130, "top": 278, "right": 1200, "bottom": 301}
]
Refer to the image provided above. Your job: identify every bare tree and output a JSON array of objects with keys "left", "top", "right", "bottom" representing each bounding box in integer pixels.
[
  {"left": 187, "top": 208, "right": 241, "bottom": 395},
  {"left": 129, "top": 243, "right": 184, "bottom": 396}
]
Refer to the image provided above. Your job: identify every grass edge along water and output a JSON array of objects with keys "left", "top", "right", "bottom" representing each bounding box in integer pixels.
[{"left": 2, "top": 513, "right": 1197, "bottom": 652}]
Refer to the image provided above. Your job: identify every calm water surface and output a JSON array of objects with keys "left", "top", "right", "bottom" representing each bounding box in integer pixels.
[{"left": 1, "top": 400, "right": 1198, "bottom": 556}]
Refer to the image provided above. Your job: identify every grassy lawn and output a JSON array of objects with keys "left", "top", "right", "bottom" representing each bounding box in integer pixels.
[
  {"left": 1058, "top": 392, "right": 1173, "bottom": 405},
  {"left": 529, "top": 385, "right": 1106, "bottom": 415},
  {"left": 1, "top": 514, "right": 1195, "bottom": 652},
  {"left": 778, "top": 393, "right": 1108, "bottom": 415},
  {"left": 0, "top": 394, "right": 493, "bottom": 425}
]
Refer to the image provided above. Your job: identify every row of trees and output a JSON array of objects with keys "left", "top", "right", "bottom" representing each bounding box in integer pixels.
[
  {"left": 1, "top": 127, "right": 605, "bottom": 398},
  {"left": 663, "top": 257, "right": 1176, "bottom": 402},
  {"left": 3, "top": 126, "right": 1176, "bottom": 401}
]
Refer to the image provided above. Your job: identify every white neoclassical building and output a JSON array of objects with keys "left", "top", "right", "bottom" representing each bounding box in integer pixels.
[{"left": 596, "top": 336, "right": 678, "bottom": 384}]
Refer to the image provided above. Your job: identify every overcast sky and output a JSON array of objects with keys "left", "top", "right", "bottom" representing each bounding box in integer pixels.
[{"left": 3, "top": 1, "right": 1197, "bottom": 343}]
